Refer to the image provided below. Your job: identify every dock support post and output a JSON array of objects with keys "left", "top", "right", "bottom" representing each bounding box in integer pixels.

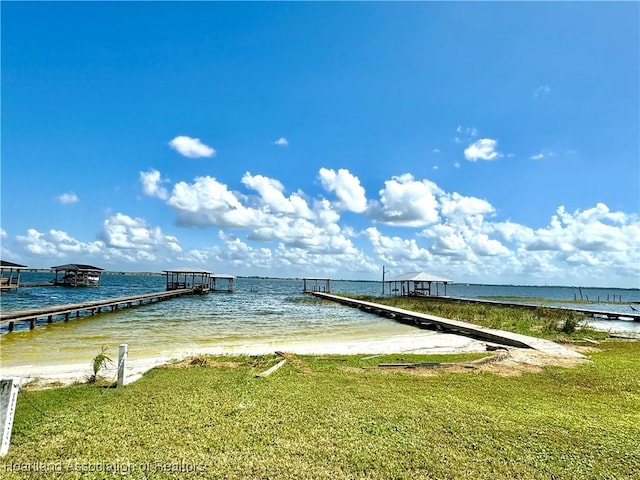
[
  {"left": 8, "top": 322, "right": 14, "bottom": 333},
  {"left": 47, "top": 315, "right": 53, "bottom": 323},
  {"left": 64, "top": 313, "right": 70, "bottom": 322},
  {"left": 0, "top": 378, "right": 20, "bottom": 457},
  {"left": 117, "top": 344, "right": 128, "bottom": 388},
  {"left": 29, "top": 319, "right": 35, "bottom": 330}
]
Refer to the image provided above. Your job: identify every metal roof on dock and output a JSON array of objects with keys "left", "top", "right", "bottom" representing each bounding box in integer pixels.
[
  {"left": 162, "top": 267, "right": 213, "bottom": 274},
  {"left": 387, "top": 271, "right": 452, "bottom": 283},
  {"left": 51, "top": 263, "right": 104, "bottom": 271},
  {"left": 1, "top": 260, "right": 27, "bottom": 269},
  {"left": 211, "top": 273, "right": 236, "bottom": 279}
]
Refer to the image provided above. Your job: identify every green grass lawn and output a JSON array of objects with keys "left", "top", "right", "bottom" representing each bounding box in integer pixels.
[{"left": 3, "top": 341, "right": 639, "bottom": 479}]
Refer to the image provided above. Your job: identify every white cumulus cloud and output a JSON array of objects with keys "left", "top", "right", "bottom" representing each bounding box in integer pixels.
[
  {"left": 273, "top": 137, "right": 289, "bottom": 147},
  {"left": 369, "top": 174, "right": 441, "bottom": 227},
  {"left": 440, "top": 192, "right": 495, "bottom": 224},
  {"left": 365, "top": 227, "right": 433, "bottom": 268},
  {"left": 530, "top": 151, "right": 554, "bottom": 161},
  {"left": 101, "top": 213, "right": 181, "bottom": 253},
  {"left": 16, "top": 228, "right": 104, "bottom": 258},
  {"left": 169, "top": 135, "right": 215, "bottom": 158},
  {"left": 464, "top": 138, "right": 500, "bottom": 161},
  {"left": 318, "top": 168, "right": 368, "bottom": 213},
  {"left": 167, "top": 176, "right": 265, "bottom": 228},
  {"left": 140, "top": 169, "right": 169, "bottom": 200},
  {"left": 242, "top": 172, "right": 312, "bottom": 218},
  {"left": 25, "top": 164, "right": 633, "bottom": 286},
  {"left": 57, "top": 192, "right": 79, "bottom": 204}
]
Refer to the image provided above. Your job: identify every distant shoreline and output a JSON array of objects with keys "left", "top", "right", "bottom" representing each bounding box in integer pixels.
[{"left": 18, "top": 270, "right": 640, "bottom": 290}]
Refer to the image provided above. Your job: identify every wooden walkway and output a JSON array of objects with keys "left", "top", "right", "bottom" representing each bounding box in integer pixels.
[
  {"left": 438, "top": 296, "right": 640, "bottom": 322},
  {"left": 1, "top": 289, "right": 195, "bottom": 332},
  {"left": 312, "top": 292, "right": 584, "bottom": 357}
]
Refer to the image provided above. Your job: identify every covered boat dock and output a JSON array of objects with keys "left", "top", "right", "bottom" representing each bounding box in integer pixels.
[
  {"left": 1, "top": 260, "right": 27, "bottom": 290},
  {"left": 52, "top": 263, "right": 104, "bottom": 287},
  {"left": 387, "top": 271, "right": 452, "bottom": 297},
  {"left": 164, "top": 268, "right": 212, "bottom": 294},
  {"left": 210, "top": 273, "right": 236, "bottom": 292},
  {"left": 303, "top": 277, "right": 331, "bottom": 293}
]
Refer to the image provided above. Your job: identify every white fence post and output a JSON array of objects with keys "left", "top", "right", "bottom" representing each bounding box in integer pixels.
[
  {"left": 0, "top": 378, "right": 20, "bottom": 457},
  {"left": 117, "top": 344, "right": 128, "bottom": 388}
]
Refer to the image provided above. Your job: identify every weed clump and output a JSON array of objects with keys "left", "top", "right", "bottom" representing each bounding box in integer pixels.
[
  {"left": 87, "top": 346, "right": 113, "bottom": 384},
  {"left": 537, "top": 307, "right": 581, "bottom": 335},
  {"left": 189, "top": 355, "right": 208, "bottom": 366}
]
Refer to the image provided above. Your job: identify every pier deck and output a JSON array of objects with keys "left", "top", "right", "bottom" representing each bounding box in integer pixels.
[
  {"left": 439, "top": 296, "right": 640, "bottom": 322},
  {"left": 312, "top": 292, "right": 583, "bottom": 357},
  {"left": 1, "top": 289, "right": 195, "bottom": 332}
]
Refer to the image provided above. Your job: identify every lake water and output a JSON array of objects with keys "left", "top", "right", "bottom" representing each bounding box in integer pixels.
[{"left": 1, "top": 273, "right": 639, "bottom": 371}]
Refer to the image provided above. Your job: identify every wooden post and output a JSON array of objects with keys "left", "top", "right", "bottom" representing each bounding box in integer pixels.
[
  {"left": 117, "top": 344, "right": 128, "bottom": 388},
  {"left": 382, "top": 266, "right": 389, "bottom": 295},
  {"left": 0, "top": 378, "right": 20, "bottom": 457}
]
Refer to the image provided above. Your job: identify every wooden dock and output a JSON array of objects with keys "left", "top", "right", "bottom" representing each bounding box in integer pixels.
[
  {"left": 437, "top": 296, "right": 640, "bottom": 322},
  {"left": 0, "top": 289, "right": 195, "bottom": 332},
  {"left": 312, "top": 292, "right": 583, "bottom": 357}
]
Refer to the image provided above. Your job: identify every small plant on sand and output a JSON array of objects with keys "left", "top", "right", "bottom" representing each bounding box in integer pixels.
[{"left": 87, "top": 346, "right": 113, "bottom": 384}]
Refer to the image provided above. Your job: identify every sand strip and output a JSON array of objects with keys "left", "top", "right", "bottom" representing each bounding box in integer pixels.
[{"left": 2, "top": 331, "right": 488, "bottom": 388}]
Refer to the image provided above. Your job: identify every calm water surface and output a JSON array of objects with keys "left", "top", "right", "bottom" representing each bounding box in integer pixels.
[{"left": 1, "top": 274, "right": 638, "bottom": 369}]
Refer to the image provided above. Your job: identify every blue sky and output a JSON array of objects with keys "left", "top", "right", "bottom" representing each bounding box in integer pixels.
[{"left": 1, "top": 2, "right": 639, "bottom": 287}]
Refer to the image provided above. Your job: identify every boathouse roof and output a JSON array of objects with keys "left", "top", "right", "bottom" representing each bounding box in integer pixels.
[
  {"left": 1, "top": 260, "right": 27, "bottom": 269},
  {"left": 162, "top": 267, "right": 213, "bottom": 274},
  {"left": 51, "top": 263, "right": 104, "bottom": 272},
  {"left": 388, "top": 271, "right": 452, "bottom": 283},
  {"left": 211, "top": 273, "right": 236, "bottom": 279}
]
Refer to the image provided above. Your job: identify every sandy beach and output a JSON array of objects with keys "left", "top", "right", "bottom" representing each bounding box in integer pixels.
[{"left": 2, "top": 330, "right": 490, "bottom": 388}]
